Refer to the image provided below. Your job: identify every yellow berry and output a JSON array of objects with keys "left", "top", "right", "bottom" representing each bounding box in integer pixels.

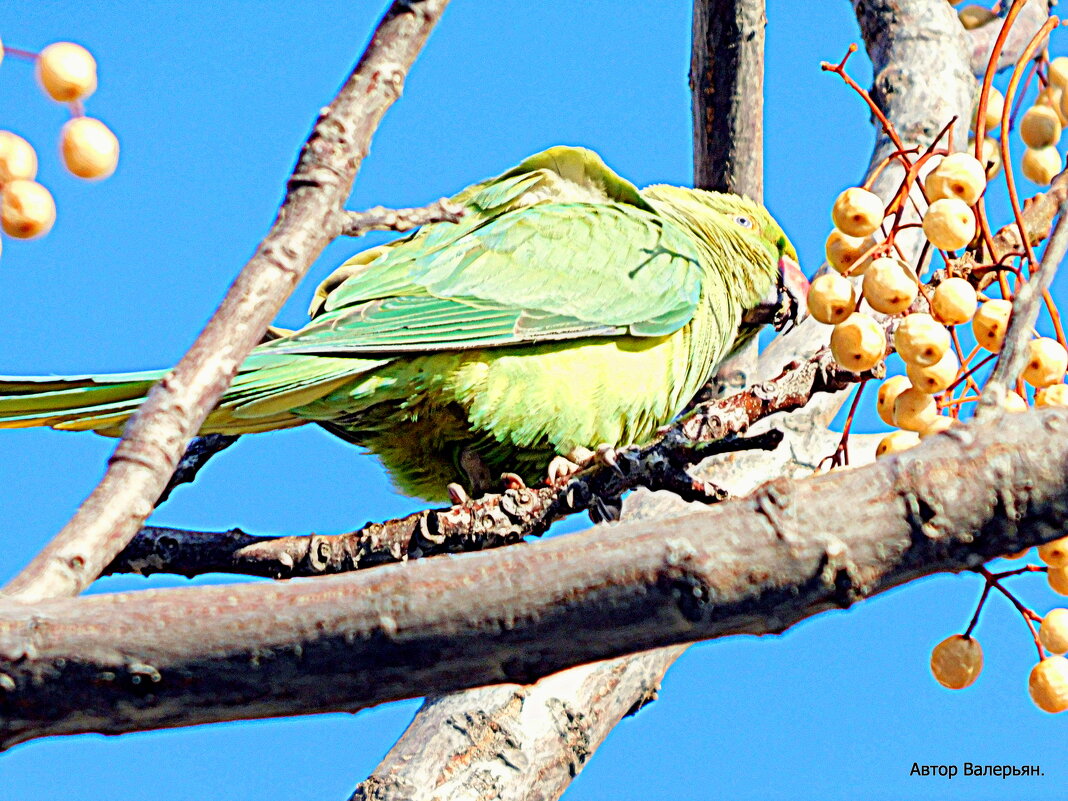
[
  {"left": 924, "top": 153, "right": 987, "bottom": 205},
  {"left": 1, "top": 180, "right": 56, "bottom": 239},
  {"left": 1039, "top": 536, "right": 1068, "bottom": 568},
  {"left": 1021, "top": 105, "right": 1062, "bottom": 149},
  {"left": 826, "top": 229, "right": 875, "bottom": 275},
  {"left": 0, "top": 37, "right": 4, "bottom": 68},
  {"left": 1036, "top": 384, "right": 1068, "bottom": 408},
  {"left": 1040, "top": 609, "right": 1068, "bottom": 655},
  {"left": 862, "top": 257, "right": 917, "bottom": 315},
  {"left": 1006, "top": 548, "right": 1031, "bottom": 559},
  {"left": 931, "top": 277, "right": 978, "bottom": 325},
  {"left": 1022, "top": 146, "right": 1063, "bottom": 186},
  {"left": 972, "top": 299, "right": 1012, "bottom": 352},
  {"left": 907, "top": 348, "right": 959, "bottom": 394},
  {"left": 894, "top": 386, "right": 939, "bottom": 432},
  {"left": 959, "top": 5, "right": 997, "bottom": 30},
  {"left": 831, "top": 187, "right": 884, "bottom": 237},
  {"left": 1002, "top": 390, "right": 1028, "bottom": 412},
  {"left": 1051, "top": 57, "right": 1068, "bottom": 92},
  {"left": 972, "top": 87, "right": 1004, "bottom": 133},
  {"left": 0, "top": 131, "right": 38, "bottom": 185},
  {"left": 1022, "top": 337, "right": 1068, "bottom": 388},
  {"left": 1029, "top": 656, "right": 1068, "bottom": 713},
  {"left": 922, "top": 197, "right": 976, "bottom": 251},
  {"left": 877, "top": 375, "right": 913, "bottom": 426},
  {"left": 1051, "top": 566, "right": 1068, "bottom": 595},
  {"left": 876, "top": 430, "right": 920, "bottom": 458},
  {"left": 894, "top": 313, "right": 951, "bottom": 367},
  {"left": 60, "top": 117, "right": 119, "bottom": 180},
  {"left": 919, "top": 416, "right": 956, "bottom": 438},
  {"left": 830, "top": 312, "right": 885, "bottom": 372},
  {"left": 36, "top": 42, "right": 97, "bottom": 103},
  {"left": 971, "top": 136, "right": 1002, "bottom": 180},
  {"left": 930, "top": 634, "right": 983, "bottom": 689},
  {"left": 807, "top": 272, "right": 856, "bottom": 325}
]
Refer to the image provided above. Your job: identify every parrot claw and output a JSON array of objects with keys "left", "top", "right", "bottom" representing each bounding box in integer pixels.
[
  {"left": 501, "top": 472, "right": 527, "bottom": 491},
  {"left": 446, "top": 483, "right": 469, "bottom": 505},
  {"left": 547, "top": 456, "right": 583, "bottom": 486},
  {"left": 595, "top": 443, "right": 624, "bottom": 476}
]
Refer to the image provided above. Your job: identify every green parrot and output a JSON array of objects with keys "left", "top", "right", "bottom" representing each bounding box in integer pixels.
[{"left": 0, "top": 147, "right": 803, "bottom": 501}]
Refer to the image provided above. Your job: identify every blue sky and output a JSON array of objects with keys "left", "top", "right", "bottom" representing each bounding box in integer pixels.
[{"left": 0, "top": 2, "right": 1065, "bottom": 799}]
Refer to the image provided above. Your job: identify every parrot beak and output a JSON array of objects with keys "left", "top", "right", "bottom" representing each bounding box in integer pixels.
[
  {"left": 740, "top": 255, "right": 809, "bottom": 333},
  {"left": 775, "top": 255, "right": 809, "bottom": 333}
]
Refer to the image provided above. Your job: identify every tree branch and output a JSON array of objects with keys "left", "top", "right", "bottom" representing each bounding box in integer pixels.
[
  {"left": 0, "top": 0, "right": 452, "bottom": 604},
  {"left": 2, "top": 408, "right": 1068, "bottom": 750},
  {"left": 103, "top": 351, "right": 873, "bottom": 580},
  {"left": 964, "top": 0, "right": 1052, "bottom": 76},
  {"left": 978, "top": 195, "right": 1068, "bottom": 412},
  {"left": 340, "top": 198, "right": 464, "bottom": 237}
]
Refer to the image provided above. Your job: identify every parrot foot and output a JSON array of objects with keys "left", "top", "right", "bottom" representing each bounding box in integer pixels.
[
  {"left": 547, "top": 444, "right": 625, "bottom": 486},
  {"left": 446, "top": 483, "right": 469, "bottom": 505},
  {"left": 500, "top": 472, "right": 527, "bottom": 491}
]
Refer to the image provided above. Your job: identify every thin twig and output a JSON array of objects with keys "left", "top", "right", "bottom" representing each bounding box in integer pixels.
[{"left": 340, "top": 198, "right": 465, "bottom": 236}]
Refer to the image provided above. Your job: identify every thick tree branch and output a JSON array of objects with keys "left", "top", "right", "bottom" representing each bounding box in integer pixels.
[
  {"left": 2, "top": 408, "right": 1068, "bottom": 750},
  {"left": 690, "top": 0, "right": 765, "bottom": 199},
  {"left": 0, "top": 0, "right": 451, "bottom": 604}
]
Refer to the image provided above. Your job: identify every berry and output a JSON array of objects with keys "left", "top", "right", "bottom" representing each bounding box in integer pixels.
[
  {"left": 1050, "top": 567, "right": 1068, "bottom": 595},
  {"left": 959, "top": 6, "right": 997, "bottom": 30},
  {"left": 922, "top": 198, "right": 976, "bottom": 251},
  {"left": 894, "top": 386, "right": 939, "bottom": 432},
  {"left": 36, "top": 42, "right": 97, "bottom": 103},
  {"left": 1051, "top": 56, "right": 1068, "bottom": 91},
  {"left": 930, "top": 635, "right": 983, "bottom": 689},
  {"left": 894, "top": 313, "right": 950, "bottom": 367},
  {"left": 831, "top": 187, "right": 884, "bottom": 237},
  {"left": 1036, "top": 384, "right": 1068, "bottom": 408},
  {"left": 1039, "top": 536, "right": 1068, "bottom": 569},
  {"left": 826, "top": 230, "right": 875, "bottom": 275},
  {"left": 924, "top": 153, "right": 987, "bottom": 205},
  {"left": 876, "top": 430, "right": 919, "bottom": 458},
  {"left": 0, "top": 131, "right": 38, "bottom": 185},
  {"left": 906, "top": 348, "right": 959, "bottom": 394},
  {"left": 919, "top": 416, "right": 956, "bottom": 438},
  {"left": 931, "top": 277, "right": 977, "bottom": 325},
  {"left": 60, "top": 117, "right": 119, "bottom": 180},
  {"left": 972, "top": 87, "right": 1004, "bottom": 133},
  {"left": 1020, "top": 105, "right": 1062, "bottom": 149},
  {"left": 1022, "top": 146, "right": 1062, "bottom": 186},
  {"left": 1002, "top": 390, "right": 1028, "bottom": 413},
  {"left": 1040, "top": 609, "right": 1068, "bottom": 655},
  {"left": 862, "top": 257, "right": 917, "bottom": 314},
  {"left": 830, "top": 312, "right": 885, "bottom": 372},
  {"left": 807, "top": 272, "right": 855, "bottom": 325},
  {"left": 1022, "top": 337, "right": 1068, "bottom": 388},
  {"left": 1, "top": 180, "right": 56, "bottom": 239},
  {"left": 972, "top": 299, "right": 1012, "bottom": 352},
  {"left": 971, "top": 136, "right": 1002, "bottom": 179},
  {"left": 1029, "top": 657, "right": 1068, "bottom": 713},
  {"left": 877, "top": 375, "right": 912, "bottom": 426}
]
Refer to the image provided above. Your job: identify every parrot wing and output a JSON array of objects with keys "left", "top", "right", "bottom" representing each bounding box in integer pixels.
[{"left": 272, "top": 148, "right": 705, "bottom": 357}]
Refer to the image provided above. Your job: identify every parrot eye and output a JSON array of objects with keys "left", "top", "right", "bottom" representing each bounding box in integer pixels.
[{"left": 734, "top": 215, "right": 754, "bottom": 229}]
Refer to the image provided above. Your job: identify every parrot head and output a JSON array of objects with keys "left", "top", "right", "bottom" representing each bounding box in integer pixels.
[{"left": 642, "top": 185, "right": 807, "bottom": 332}]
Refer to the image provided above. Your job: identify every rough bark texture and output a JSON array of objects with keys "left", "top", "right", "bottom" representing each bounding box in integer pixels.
[
  {"left": 690, "top": 0, "right": 765, "bottom": 199},
  {"left": 0, "top": 0, "right": 452, "bottom": 604},
  {"left": 3, "top": 408, "right": 1068, "bottom": 750}
]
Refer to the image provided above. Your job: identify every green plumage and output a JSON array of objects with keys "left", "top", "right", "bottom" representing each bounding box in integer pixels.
[{"left": 0, "top": 147, "right": 796, "bottom": 500}]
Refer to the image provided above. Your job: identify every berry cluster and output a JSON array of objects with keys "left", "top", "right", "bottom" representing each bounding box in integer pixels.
[
  {"left": 820, "top": 22, "right": 1068, "bottom": 712},
  {"left": 0, "top": 39, "right": 118, "bottom": 254}
]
